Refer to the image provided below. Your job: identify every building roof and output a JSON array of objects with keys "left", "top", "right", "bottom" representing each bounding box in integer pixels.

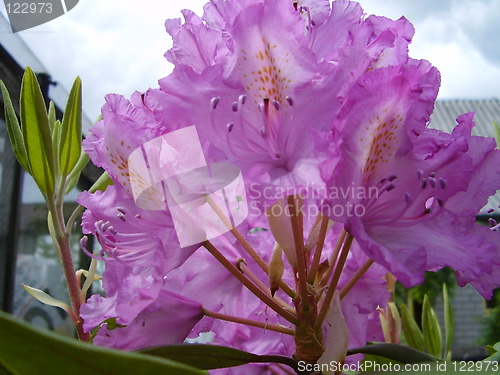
[
  {"left": 430, "top": 99, "right": 500, "bottom": 138},
  {"left": 430, "top": 99, "right": 500, "bottom": 214}
]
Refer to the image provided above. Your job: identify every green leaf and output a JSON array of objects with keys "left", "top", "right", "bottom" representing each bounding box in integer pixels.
[
  {"left": 140, "top": 344, "right": 297, "bottom": 371},
  {"left": 47, "top": 101, "right": 56, "bottom": 132},
  {"left": 0, "top": 358, "right": 17, "bottom": 375},
  {"left": 400, "top": 303, "right": 425, "bottom": 352},
  {"left": 0, "top": 311, "right": 204, "bottom": 375},
  {"left": 52, "top": 120, "right": 62, "bottom": 178},
  {"left": 59, "top": 76, "right": 82, "bottom": 176},
  {"left": 442, "top": 284, "right": 454, "bottom": 360},
  {"left": 347, "top": 343, "right": 438, "bottom": 364},
  {"left": 22, "top": 284, "right": 71, "bottom": 315},
  {"left": 20, "top": 67, "right": 55, "bottom": 195},
  {"left": 422, "top": 294, "right": 443, "bottom": 358},
  {"left": 88, "top": 171, "right": 113, "bottom": 193},
  {"left": 0, "top": 80, "right": 30, "bottom": 173},
  {"left": 64, "top": 149, "right": 89, "bottom": 194},
  {"left": 485, "top": 342, "right": 499, "bottom": 356}
]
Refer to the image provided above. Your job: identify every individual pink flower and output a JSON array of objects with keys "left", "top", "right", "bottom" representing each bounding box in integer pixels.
[
  {"left": 322, "top": 59, "right": 500, "bottom": 298},
  {"left": 143, "top": 0, "right": 418, "bottom": 198}
]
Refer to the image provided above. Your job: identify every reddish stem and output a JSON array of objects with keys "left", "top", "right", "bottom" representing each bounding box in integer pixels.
[{"left": 59, "top": 233, "right": 89, "bottom": 341}]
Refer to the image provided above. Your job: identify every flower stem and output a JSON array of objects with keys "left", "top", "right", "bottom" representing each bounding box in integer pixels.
[
  {"left": 47, "top": 195, "right": 88, "bottom": 341},
  {"left": 202, "top": 308, "right": 294, "bottom": 335},
  {"left": 315, "top": 233, "right": 353, "bottom": 330},
  {"left": 58, "top": 233, "right": 88, "bottom": 341},
  {"left": 339, "top": 259, "right": 374, "bottom": 299},
  {"left": 307, "top": 214, "right": 329, "bottom": 284},
  {"left": 203, "top": 241, "right": 299, "bottom": 325},
  {"left": 206, "top": 196, "right": 296, "bottom": 298},
  {"left": 287, "top": 195, "right": 309, "bottom": 311}
]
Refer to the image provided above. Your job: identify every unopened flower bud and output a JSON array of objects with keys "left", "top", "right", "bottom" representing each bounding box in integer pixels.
[
  {"left": 269, "top": 243, "right": 285, "bottom": 297},
  {"left": 266, "top": 198, "right": 297, "bottom": 267}
]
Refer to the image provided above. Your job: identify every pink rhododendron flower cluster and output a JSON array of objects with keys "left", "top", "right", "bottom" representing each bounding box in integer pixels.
[{"left": 79, "top": 0, "right": 500, "bottom": 373}]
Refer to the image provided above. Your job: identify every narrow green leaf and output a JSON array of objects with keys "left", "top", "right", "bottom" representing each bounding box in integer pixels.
[
  {"left": 422, "top": 294, "right": 443, "bottom": 358},
  {"left": 379, "top": 309, "right": 391, "bottom": 344},
  {"left": 494, "top": 122, "right": 500, "bottom": 149},
  {"left": 140, "top": 344, "right": 297, "bottom": 371},
  {"left": 47, "top": 211, "right": 61, "bottom": 254},
  {"left": 442, "top": 284, "right": 454, "bottom": 360},
  {"left": 0, "top": 80, "right": 30, "bottom": 172},
  {"left": 64, "top": 149, "right": 89, "bottom": 194},
  {"left": 22, "top": 284, "right": 71, "bottom": 315},
  {"left": 47, "top": 101, "right": 56, "bottom": 132},
  {"left": 52, "top": 120, "right": 62, "bottom": 178},
  {"left": 347, "top": 343, "right": 438, "bottom": 364},
  {"left": 80, "top": 257, "right": 99, "bottom": 301},
  {"left": 20, "top": 67, "right": 55, "bottom": 195},
  {"left": 60, "top": 77, "right": 82, "bottom": 176},
  {"left": 0, "top": 311, "right": 204, "bottom": 375},
  {"left": 400, "top": 304, "right": 425, "bottom": 352}
]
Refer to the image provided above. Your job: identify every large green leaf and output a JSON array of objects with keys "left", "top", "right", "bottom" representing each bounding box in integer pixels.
[
  {"left": 0, "top": 312, "right": 204, "bottom": 375},
  {"left": 347, "top": 343, "right": 438, "bottom": 364},
  {"left": 140, "top": 344, "right": 297, "bottom": 371},
  {"left": 59, "top": 77, "right": 82, "bottom": 176},
  {"left": 20, "top": 67, "right": 55, "bottom": 195},
  {"left": 0, "top": 80, "right": 30, "bottom": 173},
  {"left": 422, "top": 294, "right": 443, "bottom": 358}
]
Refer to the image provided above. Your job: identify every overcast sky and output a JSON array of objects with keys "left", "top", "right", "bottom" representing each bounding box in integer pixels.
[{"left": 1, "top": 0, "right": 499, "bottom": 121}]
